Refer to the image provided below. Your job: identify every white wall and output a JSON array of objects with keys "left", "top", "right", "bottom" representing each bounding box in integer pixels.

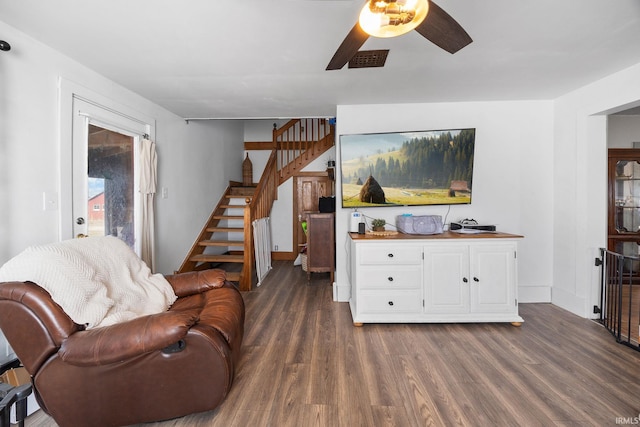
[
  {"left": 155, "top": 119, "right": 243, "bottom": 274},
  {"left": 553, "top": 63, "right": 640, "bottom": 318},
  {"left": 243, "top": 119, "right": 289, "bottom": 142},
  {"left": 334, "top": 101, "right": 555, "bottom": 303},
  {"left": 608, "top": 115, "right": 640, "bottom": 148},
  {"left": 0, "top": 20, "right": 244, "bottom": 275}
]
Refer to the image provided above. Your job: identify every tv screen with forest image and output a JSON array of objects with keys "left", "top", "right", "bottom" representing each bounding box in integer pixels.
[{"left": 340, "top": 128, "right": 476, "bottom": 208}]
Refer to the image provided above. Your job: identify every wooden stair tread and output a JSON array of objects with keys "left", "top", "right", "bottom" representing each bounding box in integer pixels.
[
  {"left": 190, "top": 254, "right": 244, "bottom": 263},
  {"left": 229, "top": 187, "right": 256, "bottom": 196},
  {"left": 213, "top": 215, "right": 244, "bottom": 220},
  {"left": 206, "top": 227, "right": 244, "bottom": 232},
  {"left": 199, "top": 240, "right": 244, "bottom": 246}
]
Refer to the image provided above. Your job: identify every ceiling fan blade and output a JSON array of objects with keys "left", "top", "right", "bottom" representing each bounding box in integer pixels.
[
  {"left": 326, "top": 22, "right": 370, "bottom": 70},
  {"left": 415, "top": 1, "right": 472, "bottom": 54}
]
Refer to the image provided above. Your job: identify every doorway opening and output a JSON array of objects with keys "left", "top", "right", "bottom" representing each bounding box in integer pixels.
[{"left": 293, "top": 173, "right": 334, "bottom": 256}]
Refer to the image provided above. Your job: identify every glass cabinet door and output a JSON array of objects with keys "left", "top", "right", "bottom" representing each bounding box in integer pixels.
[
  {"left": 614, "top": 159, "right": 640, "bottom": 233},
  {"left": 608, "top": 149, "right": 640, "bottom": 253}
]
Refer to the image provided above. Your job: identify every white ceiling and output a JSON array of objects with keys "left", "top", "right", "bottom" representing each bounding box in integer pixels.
[{"left": 1, "top": 0, "right": 639, "bottom": 119}]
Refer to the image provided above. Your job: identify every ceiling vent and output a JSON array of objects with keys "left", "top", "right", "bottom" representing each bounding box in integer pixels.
[{"left": 348, "top": 50, "right": 389, "bottom": 69}]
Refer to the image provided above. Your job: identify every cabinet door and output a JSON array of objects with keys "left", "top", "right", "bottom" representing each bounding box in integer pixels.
[
  {"left": 469, "top": 244, "right": 516, "bottom": 314},
  {"left": 423, "top": 245, "right": 470, "bottom": 313},
  {"left": 307, "top": 213, "right": 334, "bottom": 272}
]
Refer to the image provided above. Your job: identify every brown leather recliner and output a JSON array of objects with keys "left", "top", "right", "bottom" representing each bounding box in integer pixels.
[{"left": 0, "top": 269, "right": 244, "bottom": 427}]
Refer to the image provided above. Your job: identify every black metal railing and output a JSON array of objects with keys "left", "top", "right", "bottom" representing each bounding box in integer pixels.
[{"left": 597, "top": 248, "right": 640, "bottom": 351}]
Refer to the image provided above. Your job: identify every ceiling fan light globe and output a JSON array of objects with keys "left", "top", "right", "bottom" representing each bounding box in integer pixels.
[{"left": 359, "top": 0, "right": 429, "bottom": 38}]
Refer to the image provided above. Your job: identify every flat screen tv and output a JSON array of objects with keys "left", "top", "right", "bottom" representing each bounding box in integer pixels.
[{"left": 340, "top": 128, "right": 476, "bottom": 208}]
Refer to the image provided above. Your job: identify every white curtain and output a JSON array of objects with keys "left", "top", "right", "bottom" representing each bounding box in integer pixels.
[{"left": 139, "top": 138, "right": 157, "bottom": 271}]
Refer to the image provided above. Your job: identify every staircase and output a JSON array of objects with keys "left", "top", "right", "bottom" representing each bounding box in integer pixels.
[
  {"left": 177, "top": 118, "right": 334, "bottom": 291},
  {"left": 275, "top": 118, "right": 336, "bottom": 185}
]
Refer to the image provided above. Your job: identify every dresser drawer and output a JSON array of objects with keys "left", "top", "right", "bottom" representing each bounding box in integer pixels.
[
  {"left": 359, "top": 290, "right": 422, "bottom": 314},
  {"left": 358, "top": 245, "right": 422, "bottom": 265},
  {"left": 358, "top": 266, "right": 422, "bottom": 289}
]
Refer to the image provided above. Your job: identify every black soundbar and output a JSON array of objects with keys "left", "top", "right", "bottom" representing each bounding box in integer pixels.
[{"left": 450, "top": 222, "right": 496, "bottom": 232}]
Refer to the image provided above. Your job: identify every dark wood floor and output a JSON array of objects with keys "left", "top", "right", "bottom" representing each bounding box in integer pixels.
[{"left": 27, "top": 261, "right": 640, "bottom": 426}]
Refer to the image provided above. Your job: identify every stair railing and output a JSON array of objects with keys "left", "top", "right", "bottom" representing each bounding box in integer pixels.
[
  {"left": 274, "top": 118, "right": 334, "bottom": 184},
  {"left": 249, "top": 150, "right": 278, "bottom": 221},
  {"left": 239, "top": 150, "right": 278, "bottom": 290}
]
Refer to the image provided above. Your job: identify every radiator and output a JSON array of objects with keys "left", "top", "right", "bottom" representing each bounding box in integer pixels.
[{"left": 252, "top": 217, "right": 272, "bottom": 286}]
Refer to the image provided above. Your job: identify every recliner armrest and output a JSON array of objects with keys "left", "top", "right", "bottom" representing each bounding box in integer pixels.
[
  {"left": 59, "top": 310, "right": 199, "bottom": 366},
  {"left": 165, "top": 269, "right": 226, "bottom": 297}
]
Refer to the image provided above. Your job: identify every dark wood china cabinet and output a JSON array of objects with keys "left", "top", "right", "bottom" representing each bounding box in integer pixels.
[{"left": 608, "top": 149, "right": 640, "bottom": 257}]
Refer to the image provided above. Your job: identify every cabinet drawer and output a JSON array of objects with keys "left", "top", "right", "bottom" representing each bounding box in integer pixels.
[
  {"left": 358, "top": 245, "right": 422, "bottom": 265},
  {"left": 358, "top": 266, "right": 422, "bottom": 289},
  {"left": 359, "top": 290, "right": 422, "bottom": 313}
]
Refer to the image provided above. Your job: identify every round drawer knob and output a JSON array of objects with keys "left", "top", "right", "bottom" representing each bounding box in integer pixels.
[
  {"left": 463, "top": 277, "right": 468, "bottom": 283},
  {"left": 387, "top": 276, "right": 394, "bottom": 282},
  {"left": 473, "top": 277, "right": 480, "bottom": 282},
  {"left": 387, "top": 253, "right": 394, "bottom": 258},
  {"left": 388, "top": 301, "right": 394, "bottom": 306}
]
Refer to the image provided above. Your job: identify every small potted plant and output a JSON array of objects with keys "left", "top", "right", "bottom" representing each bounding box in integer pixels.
[{"left": 371, "top": 218, "right": 386, "bottom": 232}]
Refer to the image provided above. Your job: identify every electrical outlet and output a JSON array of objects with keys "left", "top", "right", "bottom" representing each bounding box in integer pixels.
[{"left": 274, "top": 245, "right": 279, "bottom": 251}]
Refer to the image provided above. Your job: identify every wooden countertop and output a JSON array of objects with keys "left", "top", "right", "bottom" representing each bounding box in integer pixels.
[{"left": 348, "top": 230, "right": 523, "bottom": 241}]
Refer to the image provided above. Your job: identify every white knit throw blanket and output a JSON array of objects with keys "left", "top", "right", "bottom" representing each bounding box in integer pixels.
[{"left": 0, "top": 236, "right": 177, "bottom": 329}]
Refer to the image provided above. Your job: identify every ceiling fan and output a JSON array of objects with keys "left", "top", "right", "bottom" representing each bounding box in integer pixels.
[{"left": 326, "top": 0, "right": 472, "bottom": 70}]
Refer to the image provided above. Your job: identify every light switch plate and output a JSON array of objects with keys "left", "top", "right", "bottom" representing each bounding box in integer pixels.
[{"left": 43, "top": 192, "right": 58, "bottom": 211}]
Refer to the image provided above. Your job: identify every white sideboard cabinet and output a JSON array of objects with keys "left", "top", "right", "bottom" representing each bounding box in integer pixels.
[{"left": 347, "top": 231, "right": 524, "bottom": 326}]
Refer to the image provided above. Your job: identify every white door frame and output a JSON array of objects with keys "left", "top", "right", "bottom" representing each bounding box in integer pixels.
[{"left": 58, "top": 78, "right": 155, "bottom": 247}]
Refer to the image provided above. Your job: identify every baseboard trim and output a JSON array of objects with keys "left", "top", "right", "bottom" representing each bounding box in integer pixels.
[
  {"left": 519, "top": 285, "right": 551, "bottom": 303},
  {"left": 551, "top": 287, "right": 588, "bottom": 318},
  {"left": 272, "top": 251, "right": 296, "bottom": 261},
  {"left": 333, "top": 280, "right": 351, "bottom": 302}
]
